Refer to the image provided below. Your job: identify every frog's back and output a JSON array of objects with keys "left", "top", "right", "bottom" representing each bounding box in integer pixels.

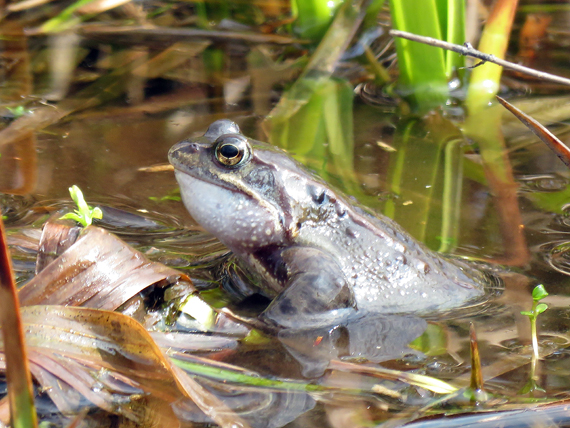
[{"left": 295, "top": 194, "right": 489, "bottom": 315}]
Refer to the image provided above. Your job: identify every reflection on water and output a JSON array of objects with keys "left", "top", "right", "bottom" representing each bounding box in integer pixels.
[{"left": 279, "top": 314, "right": 427, "bottom": 378}]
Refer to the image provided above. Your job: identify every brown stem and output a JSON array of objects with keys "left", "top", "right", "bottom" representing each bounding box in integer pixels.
[{"left": 0, "top": 213, "right": 38, "bottom": 428}]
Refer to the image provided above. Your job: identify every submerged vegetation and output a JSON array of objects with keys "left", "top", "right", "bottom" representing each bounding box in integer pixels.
[{"left": 2, "top": 0, "right": 570, "bottom": 427}]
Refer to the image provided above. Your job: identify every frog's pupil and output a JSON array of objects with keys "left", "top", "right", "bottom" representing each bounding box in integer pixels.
[{"left": 220, "top": 144, "right": 239, "bottom": 159}]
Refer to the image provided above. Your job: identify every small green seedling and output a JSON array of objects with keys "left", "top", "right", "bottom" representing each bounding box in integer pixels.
[
  {"left": 520, "top": 284, "right": 549, "bottom": 350},
  {"left": 6, "top": 105, "right": 31, "bottom": 118},
  {"left": 519, "top": 284, "right": 549, "bottom": 395},
  {"left": 60, "top": 185, "right": 102, "bottom": 227}
]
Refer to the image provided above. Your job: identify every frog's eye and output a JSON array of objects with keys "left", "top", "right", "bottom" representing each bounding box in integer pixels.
[{"left": 214, "top": 134, "right": 251, "bottom": 167}]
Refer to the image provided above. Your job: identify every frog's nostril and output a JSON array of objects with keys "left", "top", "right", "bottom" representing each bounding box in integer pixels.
[
  {"left": 180, "top": 142, "right": 199, "bottom": 154},
  {"left": 169, "top": 142, "right": 199, "bottom": 162}
]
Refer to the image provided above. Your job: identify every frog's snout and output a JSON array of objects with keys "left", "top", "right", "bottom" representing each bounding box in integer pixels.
[{"left": 168, "top": 141, "right": 200, "bottom": 164}]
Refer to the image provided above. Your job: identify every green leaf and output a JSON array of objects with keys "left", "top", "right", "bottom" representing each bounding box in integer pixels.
[
  {"left": 536, "top": 303, "right": 548, "bottom": 315},
  {"left": 149, "top": 193, "right": 181, "bottom": 203},
  {"left": 92, "top": 207, "right": 103, "bottom": 220},
  {"left": 388, "top": 0, "right": 452, "bottom": 111},
  {"left": 291, "top": 0, "right": 341, "bottom": 40},
  {"left": 408, "top": 323, "right": 447, "bottom": 356},
  {"left": 532, "top": 284, "right": 549, "bottom": 301},
  {"left": 519, "top": 378, "right": 546, "bottom": 395},
  {"left": 60, "top": 212, "right": 83, "bottom": 224},
  {"left": 519, "top": 380, "right": 532, "bottom": 395}
]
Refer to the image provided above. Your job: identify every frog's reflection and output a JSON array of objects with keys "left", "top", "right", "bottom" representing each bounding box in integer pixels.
[{"left": 278, "top": 314, "right": 427, "bottom": 377}]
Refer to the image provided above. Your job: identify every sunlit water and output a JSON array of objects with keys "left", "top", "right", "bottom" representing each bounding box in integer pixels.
[{"left": 3, "top": 3, "right": 570, "bottom": 426}]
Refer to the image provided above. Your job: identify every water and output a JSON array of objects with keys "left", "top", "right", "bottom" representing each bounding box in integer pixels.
[{"left": 3, "top": 2, "right": 570, "bottom": 426}]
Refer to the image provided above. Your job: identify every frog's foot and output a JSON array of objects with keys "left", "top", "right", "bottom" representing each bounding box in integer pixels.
[{"left": 260, "top": 247, "right": 357, "bottom": 329}]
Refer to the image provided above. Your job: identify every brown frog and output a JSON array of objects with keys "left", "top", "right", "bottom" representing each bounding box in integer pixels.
[{"left": 168, "top": 120, "right": 494, "bottom": 328}]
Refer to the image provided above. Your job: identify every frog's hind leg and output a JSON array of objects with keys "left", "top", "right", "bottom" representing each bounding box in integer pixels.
[{"left": 260, "top": 247, "right": 357, "bottom": 329}]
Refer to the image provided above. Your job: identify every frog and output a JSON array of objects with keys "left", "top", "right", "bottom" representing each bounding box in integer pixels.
[{"left": 168, "top": 119, "right": 495, "bottom": 329}]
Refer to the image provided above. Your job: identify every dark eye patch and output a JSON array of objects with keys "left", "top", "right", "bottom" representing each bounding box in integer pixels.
[{"left": 220, "top": 144, "right": 239, "bottom": 158}]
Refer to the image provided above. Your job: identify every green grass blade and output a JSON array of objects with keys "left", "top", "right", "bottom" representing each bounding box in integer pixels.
[
  {"left": 438, "top": 138, "right": 464, "bottom": 252},
  {"left": 171, "top": 354, "right": 365, "bottom": 394},
  {"left": 292, "top": 0, "right": 342, "bottom": 40},
  {"left": 389, "top": 0, "right": 448, "bottom": 111},
  {"left": 465, "top": 0, "right": 519, "bottom": 114},
  {"left": 40, "top": 0, "right": 98, "bottom": 33},
  {"left": 441, "top": 0, "right": 466, "bottom": 76}
]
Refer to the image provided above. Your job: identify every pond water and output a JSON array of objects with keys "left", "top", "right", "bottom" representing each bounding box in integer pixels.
[{"left": 3, "top": 1, "right": 570, "bottom": 427}]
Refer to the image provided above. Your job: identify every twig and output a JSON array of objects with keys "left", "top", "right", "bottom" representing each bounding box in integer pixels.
[
  {"left": 497, "top": 95, "right": 570, "bottom": 169},
  {"left": 389, "top": 29, "right": 570, "bottom": 87}
]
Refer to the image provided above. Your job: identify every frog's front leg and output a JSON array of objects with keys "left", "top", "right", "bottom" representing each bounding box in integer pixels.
[{"left": 260, "top": 247, "right": 357, "bottom": 329}]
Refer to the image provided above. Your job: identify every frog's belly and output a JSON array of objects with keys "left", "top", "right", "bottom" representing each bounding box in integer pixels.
[{"left": 350, "top": 267, "right": 485, "bottom": 314}]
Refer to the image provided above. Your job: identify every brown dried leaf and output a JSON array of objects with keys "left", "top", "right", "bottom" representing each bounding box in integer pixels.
[
  {"left": 0, "top": 306, "right": 250, "bottom": 428},
  {"left": 35, "top": 220, "right": 82, "bottom": 274},
  {"left": 18, "top": 226, "right": 191, "bottom": 310}
]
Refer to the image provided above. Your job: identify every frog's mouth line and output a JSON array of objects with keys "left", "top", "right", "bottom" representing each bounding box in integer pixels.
[{"left": 172, "top": 164, "right": 243, "bottom": 194}]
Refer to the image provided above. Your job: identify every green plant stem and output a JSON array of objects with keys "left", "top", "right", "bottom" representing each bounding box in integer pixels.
[
  {"left": 530, "top": 302, "right": 539, "bottom": 362},
  {"left": 463, "top": 0, "right": 528, "bottom": 265},
  {"left": 521, "top": 303, "right": 541, "bottom": 394},
  {"left": 520, "top": 285, "right": 548, "bottom": 394},
  {"left": 465, "top": 0, "right": 519, "bottom": 113}
]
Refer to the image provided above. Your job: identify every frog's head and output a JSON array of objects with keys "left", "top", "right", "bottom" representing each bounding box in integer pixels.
[{"left": 169, "top": 119, "right": 316, "bottom": 253}]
